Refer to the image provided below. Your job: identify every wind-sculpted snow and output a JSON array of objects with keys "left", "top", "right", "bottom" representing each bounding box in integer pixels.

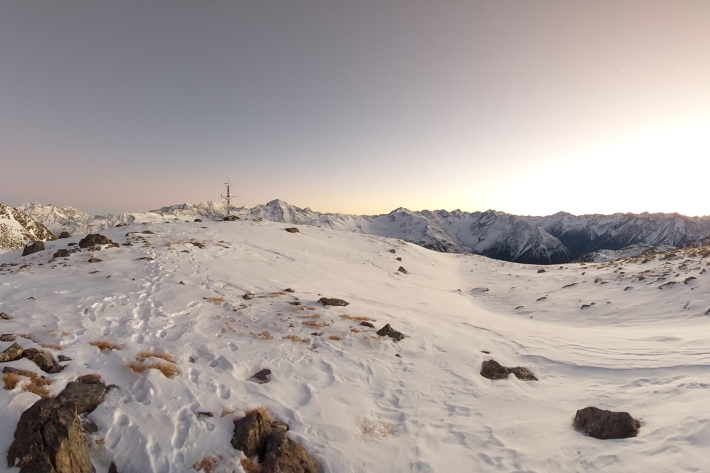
[
  {"left": 19, "top": 200, "right": 710, "bottom": 264},
  {"left": 2, "top": 220, "right": 710, "bottom": 472}
]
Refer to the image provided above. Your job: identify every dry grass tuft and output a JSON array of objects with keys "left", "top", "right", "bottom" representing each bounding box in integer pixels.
[
  {"left": 240, "top": 457, "right": 261, "bottom": 473},
  {"left": 4, "top": 370, "right": 52, "bottom": 397},
  {"left": 192, "top": 456, "right": 224, "bottom": 473},
  {"left": 302, "top": 321, "right": 330, "bottom": 328},
  {"left": 90, "top": 340, "right": 122, "bottom": 351},
  {"left": 2, "top": 372, "right": 21, "bottom": 390},
  {"left": 340, "top": 314, "right": 376, "bottom": 322},
  {"left": 253, "top": 331, "right": 273, "bottom": 340},
  {"left": 137, "top": 351, "right": 175, "bottom": 363},
  {"left": 245, "top": 407, "right": 273, "bottom": 421},
  {"left": 126, "top": 360, "right": 180, "bottom": 378},
  {"left": 18, "top": 334, "right": 31, "bottom": 339},
  {"left": 39, "top": 343, "right": 62, "bottom": 351},
  {"left": 205, "top": 297, "right": 226, "bottom": 304},
  {"left": 328, "top": 335, "right": 341, "bottom": 341},
  {"left": 283, "top": 335, "right": 310, "bottom": 343}
]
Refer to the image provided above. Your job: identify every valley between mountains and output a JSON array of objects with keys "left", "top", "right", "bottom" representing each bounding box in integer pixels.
[{"left": 1, "top": 218, "right": 710, "bottom": 472}]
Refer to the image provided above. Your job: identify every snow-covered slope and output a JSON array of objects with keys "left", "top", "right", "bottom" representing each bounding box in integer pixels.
[
  {"left": 1, "top": 220, "right": 710, "bottom": 472},
  {"left": 0, "top": 202, "right": 56, "bottom": 251},
  {"left": 19, "top": 200, "right": 710, "bottom": 265}
]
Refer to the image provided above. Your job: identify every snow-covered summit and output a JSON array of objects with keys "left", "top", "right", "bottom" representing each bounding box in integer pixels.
[
  {"left": 1, "top": 218, "right": 710, "bottom": 472},
  {"left": 0, "top": 202, "right": 56, "bottom": 251},
  {"left": 18, "top": 200, "right": 710, "bottom": 265}
]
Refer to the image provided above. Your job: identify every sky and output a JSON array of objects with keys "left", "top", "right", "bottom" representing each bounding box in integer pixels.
[{"left": 1, "top": 1, "right": 710, "bottom": 217}]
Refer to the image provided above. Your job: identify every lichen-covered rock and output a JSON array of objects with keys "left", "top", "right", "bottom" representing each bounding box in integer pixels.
[
  {"left": 573, "top": 406, "right": 640, "bottom": 439},
  {"left": 262, "top": 430, "right": 322, "bottom": 473},
  {"left": 232, "top": 410, "right": 273, "bottom": 458},
  {"left": 0, "top": 342, "right": 24, "bottom": 362},
  {"left": 22, "top": 348, "right": 62, "bottom": 373},
  {"left": 56, "top": 374, "right": 110, "bottom": 414},
  {"left": 7, "top": 398, "right": 93, "bottom": 473}
]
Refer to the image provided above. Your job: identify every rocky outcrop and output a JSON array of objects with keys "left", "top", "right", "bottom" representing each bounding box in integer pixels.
[
  {"left": 318, "top": 298, "right": 349, "bottom": 307},
  {"left": 78, "top": 234, "right": 116, "bottom": 249},
  {"left": 0, "top": 202, "right": 56, "bottom": 251},
  {"left": 376, "top": 324, "right": 405, "bottom": 341},
  {"left": 7, "top": 375, "right": 110, "bottom": 473},
  {"left": 480, "top": 359, "right": 537, "bottom": 381},
  {"left": 232, "top": 409, "right": 321, "bottom": 473},
  {"left": 22, "top": 241, "right": 45, "bottom": 256},
  {"left": 573, "top": 406, "right": 640, "bottom": 439}
]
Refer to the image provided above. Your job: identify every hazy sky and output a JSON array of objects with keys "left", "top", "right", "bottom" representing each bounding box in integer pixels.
[{"left": 2, "top": 1, "right": 709, "bottom": 216}]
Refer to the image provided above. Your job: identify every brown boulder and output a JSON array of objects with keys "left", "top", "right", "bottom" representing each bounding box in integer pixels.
[
  {"left": 573, "top": 406, "right": 640, "bottom": 439},
  {"left": 232, "top": 409, "right": 273, "bottom": 458},
  {"left": 376, "top": 324, "right": 405, "bottom": 341},
  {"left": 23, "top": 348, "right": 62, "bottom": 374},
  {"left": 285, "top": 227, "right": 299, "bottom": 233},
  {"left": 56, "top": 375, "right": 111, "bottom": 415},
  {"left": 22, "top": 241, "right": 45, "bottom": 256},
  {"left": 0, "top": 342, "right": 24, "bottom": 362},
  {"left": 58, "top": 232, "right": 71, "bottom": 239},
  {"left": 6, "top": 398, "right": 93, "bottom": 473},
  {"left": 480, "top": 359, "right": 537, "bottom": 381},
  {"left": 397, "top": 266, "right": 408, "bottom": 274},
  {"left": 0, "top": 334, "right": 16, "bottom": 342},
  {"left": 53, "top": 249, "right": 70, "bottom": 258},
  {"left": 78, "top": 234, "right": 115, "bottom": 249},
  {"left": 250, "top": 369, "right": 272, "bottom": 384},
  {"left": 0, "top": 312, "right": 10, "bottom": 320},
  {"left": 262, "top": 430, "right": 322, "bottom": 473},
  {"left": 318, "top": 298, "right": 349, "bottom": 307}
]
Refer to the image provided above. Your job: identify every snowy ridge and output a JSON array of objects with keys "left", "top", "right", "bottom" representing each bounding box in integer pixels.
[
  {"left": 1, "top": 220, "right": 710, "bottom": 472},
  {"left": 19, "top": 200, "right": 710, "bottom": 264},
  {"left": 0, "top": 202, "right": 56, "bottom": 251}
]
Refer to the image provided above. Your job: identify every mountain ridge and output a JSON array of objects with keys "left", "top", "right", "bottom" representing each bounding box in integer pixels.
[{"left": 16, "top": 200, "right": 710, "bottom": 264}]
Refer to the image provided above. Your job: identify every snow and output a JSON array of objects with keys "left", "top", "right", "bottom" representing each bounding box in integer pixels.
[{"left": 1, "top": 220, "right": 710, "bottom": 472}]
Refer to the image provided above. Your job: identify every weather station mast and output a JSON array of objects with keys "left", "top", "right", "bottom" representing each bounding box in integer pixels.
[{"left": 221, "top": 179, "right": 238, "bottom": 221}]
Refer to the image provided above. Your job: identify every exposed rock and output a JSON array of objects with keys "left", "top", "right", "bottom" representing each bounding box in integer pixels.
[
  {"left": 232, "top": 409, "right": 273, "bottom": 458},
  {"left": 223, "top": 215, "right": 239, "bottom": 221},
  {"left": 396, "top": 257, "right": 402, "bottom": 261},
  {"left": 376, "top": 324, "right": 405, "bottom": 341},
  {"left": 250, "top": 369, "right": 272, "bottom": 384},
  {"left": 480, "top": 359, "right": 537, "bottom": 381},
  {"left": 1, "top": 334, "right": 16, "bottom": 342},
  {"left": 194, "top": 218, "right": 202, "bottom": 222},
  {"left": 87, "top": 258, "right": 103, "bottom": 263},
  {"left": 78, "top": 234, "right": 115, "bottom": 249},
  {"left": 537, "top": 268, "right": 546, "bottom": 273},
  {"left": 389, "top": 249, "right": 396, "bottom": 253},
  {"left": 142, "top": 230, "right": 154, "bottom": 234},
  {"left": 6, "top": 375, "right": 109, "bottom": 473},
  {"left": 135, "top": 257, "right": 153, "bottom": 261},
  {"left": 57, "top": 355, "right": 72, "bottom": 362},
  {"left": 285, "top": 227, "right": 300, "bottom": 233},
  {"left": 232, "top": 410, "right": 320, "bottom": 473},
  {"left": 262, "top": 430, "right": 322, "bottom": 473},
  {"left": 58, "top": 232, "right": 71, "bottom": 239},
  {"left": 0, "top": 342, "right": 24, "bottom": 362},
  {"left": 6, "top": 398, "right": 93, "bottom": 473},
  {"left": 684, "top": 276, "right": 697, "bottom": 284},
  {"left": 56, "top": 374, "right": 110, "bottom": 414},
  {"left": 318, "top": 297, "right": 349, "bottom": 307},
  {"left": 397, "top": 266, "right": 408, "bottom": 274},
  {"left": 108, "top": 462, "right": 119, "bottom": 473},
  {"left": 22, "top": 241, "right": 45, "bottom": 256},
  {"left": 0, "top": 312, "right": 10, "bottom": 320},
  {"left": 53, "top": 249, "right": 70, "bottom": 258},
  {"left": 22, "top": 348, "right": 62, "bottom": 373},
  {"left": 573, "top": 406, "right": 640, "bottom": 439},
  {"left": 359, "top": 321, "right": 375, "bottom": 328}
]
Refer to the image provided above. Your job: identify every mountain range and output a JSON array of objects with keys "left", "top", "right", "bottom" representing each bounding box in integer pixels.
[{"left": 9, "top": 200, "right": 710, "bottom": 264}]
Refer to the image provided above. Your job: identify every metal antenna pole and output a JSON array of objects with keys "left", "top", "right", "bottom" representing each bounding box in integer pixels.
[{"left": 221, "top": 179, "right": 232, "bottom": 217}]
